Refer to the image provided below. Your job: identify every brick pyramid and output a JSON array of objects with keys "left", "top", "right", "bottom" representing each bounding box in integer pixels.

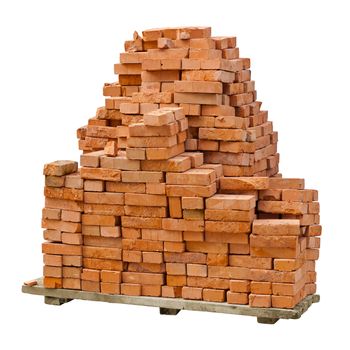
[{"left": 41, "top": 26, "right": 321, "bottom": 309}]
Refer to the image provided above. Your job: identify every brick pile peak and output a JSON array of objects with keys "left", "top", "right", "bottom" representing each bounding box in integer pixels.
[{"left": 42, "top": 26, "right": 321, "bottom": 309}]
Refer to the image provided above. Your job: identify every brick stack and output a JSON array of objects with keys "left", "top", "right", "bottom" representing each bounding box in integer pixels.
[
  {"left": 42, "top": 161, "right": 83, "bottom": 290},
  {"left": 39, "top": 26, "right": 321, "bottom": 309}
]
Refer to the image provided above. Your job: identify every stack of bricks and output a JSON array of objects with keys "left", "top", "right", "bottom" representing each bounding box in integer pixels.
[
  {"left": 42, "top": 161, "right": 83, "bottom": 290},
  {"left": 39, "top": 26, "right": 321, "bottom": 309}
]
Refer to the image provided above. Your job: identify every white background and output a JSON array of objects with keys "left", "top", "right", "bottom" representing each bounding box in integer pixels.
[{"left": 1, "top": 0, "right": 349, "bottom": 348}]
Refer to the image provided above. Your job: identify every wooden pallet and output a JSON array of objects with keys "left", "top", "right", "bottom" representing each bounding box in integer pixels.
[{"left": 22, "top": 278, "right": 319, "bottom": 324}]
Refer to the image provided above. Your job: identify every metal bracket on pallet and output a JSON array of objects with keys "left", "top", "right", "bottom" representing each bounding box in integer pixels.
[{"left": 22, "top": 278, "right": 320, "bottom": 324}]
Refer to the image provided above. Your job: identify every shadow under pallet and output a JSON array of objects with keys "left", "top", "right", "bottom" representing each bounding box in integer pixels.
[{"left": 22, "top": 278, "right": 319, "bottom": 324}]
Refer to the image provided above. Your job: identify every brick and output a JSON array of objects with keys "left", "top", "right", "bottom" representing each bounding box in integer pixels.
[
  {"left": 251, "top": 246, "right": 299, "bottom": 259},
  {"left": 164, "top": 252, "right": 206, "bottom": 264},
  {"left": 81, "top": 269, "right": 100, "bottom": 282},
  {"left": 203, "top": 288, "right": 225, "bottom": 302},
  {"left": 162, "top": 218, "right": 204, "bottom": 232},
  {"left": 122, "top": 238, "right": 163, "bottom": 252},
  {"left": 61, "top": 232, "right": 82, "bottom": 245},
  {"left": 43, "top": 266, "right": 62, "bottom": 278},
  {"left": 205, "top": 209, "right": 255, "bottom": 222},
  {"left": 106, "top": 182, "right": 145, "bottom": 193},
  {"left": 101, "top": 282, "right": 120, "bottom": 294},
  {"left": 62, "top": 255, "right": 82, "bottom": 267},
  {"left": 227, "top": 291, "right": 248, "bottom": 304},
  {"left": 206, "top": 194, "right": 256, "bottom": 210},
  {"left": 207, "top": 253, "right": 228, "bottom": 266},
  {"left": 182, "top": 197, "right": 204, "bottom": 210},
  {"left": 142, "top": 252, "right": 163, "bottom": 264},
  {"left": 166, "top": 182, "right": 216, "bottom": 198},
  {"left": 174, "top": 81, "right": 222, "bottom": 93},
  {"left": 62, "top": 267, "right": 81, "bottom": 279},
  {"left": 42, "top": 242, "right": 82, "bottom": 256},
  {"left": 44, "top": 277, "right": 62, "bottom": 289},
  {"left": 122, "top": 216, "right": 162, "bottom": 229},
  {"left": 45, "top": 176, "right": 65, "bottom": 188},
  {"left": 186, "top": 241, "right": 228, "bottom": 254},
  {"left": 205, "top": 221, "right": 251, "bottom": 234},
  {"left": 83, "top": 258, "right": 124, "bottom": 271},
  {"left": 205, "top": 232, "right": 248, "bottom": 244},
  {"left": 208, "top": 266, "right": 250, "bottom": 280},
  {"left": 229, "top": 279, "right": 250, "bottom": 293},
  {"left": 274, "top": 259, "right": 303, "bottom": 271},
  {"left": 271, "top": 295, "right": 299, "bottom": 308},
  {"left": 249, "top": 294, "right": 271, "bottom": 307},
  {"left": 166, "top": 263, "right": 186, "bottom": 275},
  {"left": 174, "top": 92, "right": 222, "bottom": 105},
  {"left": 143, "top": 108, "right": 175, "bottom": 126},
  {"left": 168, "top": 197, "right": 182, "bottom": 218},
  {"left": 84, "top": 180, "right": 104, "bottom": 192},
  {"left": 101, "top": 270, "right": 121, "bottom": 283},
  {"left": 166, "top": 168, "right": 216, "bottom": 186},
  {"left": 122, "top": 272, "right": 164, "bottom": 285},
  {"left": 100, "top": 156, "right": 140, "bottom": 171},
  {"left": 61, "top": 210, "right": 81, "bottom": 223},
  {"left": 142, "top": 284, "right": 162, "bottom": 297},
  {"left": 125, "top": 193, "right": 167, "bottom": 207},
  {"left": 228, "top": 255, "right": 272, "bottom": 269},
  {"left": 44, "top": 187, "right": 83, "bottom": 201},
  {"left": 161, "top": 285, "right": 182, "bottom": 298},
  {"left": 121, "top": 283, "right": 141, "bottom": 296},
  {"left": 146, "top": 183, "right": 166, "bottom": 195},
  {"left": 80, "top": 167, "right": 121, "bottom": 181},
  {"left": 252, "top": 219, "right": 300, "bottom": 236},
  {"left": 82, "top": 214, "right": 116, "bottom": 226},
  {"left": 42, "top": 219, "right": 81, "bottom": 233},
  {"left": 164, "top": 241, "right": 185, "bottom": 252},
  {"left": 250, "top": 235, "right": 299, "bottom": 249},
  {"left": 62, "top": 278, "right": 81, "bottom": 290},
  {"left": 199, "top": 128, "right": 247, "bottom": 141},
  {"left": 258, "top": 201, "right": 308, "bottom": 215},
  {"left": 250, "top": 281, "right": 272, "bottom": 295},
  {"left": 220, "top": 177, "right": 269, "bottom": 190},
  {"left": 187, "top": 264, "right": 207, "bottom": 277},
  {"left": 43, "top": 160, "right": 78, "bottom": 176},
  {"left": 83, "top": 246, "right": 121, "bottom": 260},
  {"left": 269, "top": 178, "right": 305, "bottom": 190},
  {"left": 42, "top": 208, "right": 61, "bottom": 221},
  {"left": 182, "top": 286, "right": 203, "bottom": 300},
  {"left": 121, "top": 171, "right": 164, "bottom": 183},
  {"left": 43, "top": 254, "right": 62, "bottom": 267},
  {"left": 125, "top": 206, "right": 166, "bottom": 217},
  {"left": 100, "top": 226, "right": 121, "bottom": 238}
]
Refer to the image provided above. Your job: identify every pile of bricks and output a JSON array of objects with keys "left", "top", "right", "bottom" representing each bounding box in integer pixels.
[{"left": 41, "top": 26, "right": 321, "bottom": 309}]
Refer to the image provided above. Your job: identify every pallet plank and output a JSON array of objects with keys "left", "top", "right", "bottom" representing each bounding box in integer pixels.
[{"left": 22, "top": 278, "right": 319, "bottom": 322}]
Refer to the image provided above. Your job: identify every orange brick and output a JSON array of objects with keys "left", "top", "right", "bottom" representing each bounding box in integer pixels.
[
  {"left": 83, "top": 246, "right": 121, "bottom": 260},
  {"left": 227, "top": 291, "right": 248, "bottom": 304},
  {"left": 166, "top": 275, "right": 187, "bottom": 287},
  {"left": 81, "top": 269, "right": 100, "bottom": 282},
  {"left": 142, "top": 284, "right": 162, "bottom": 297},
  {"left": 182, "top": 286, "right": 203, "bottom": 300},
  {"left": 43, "top": 277, "right": 62, "bottom": 289},
  {"left": 161, "top": 285, "right": 182, "bottom": 298},
  {"left": 42, "top": 242, "right": 82, "bottom": 256},
  {"left": 123, "top": 250, "right": 142, "bottom": 263},
  {"left": 220, "top": 177, "right": 269, "bottom": 190},
  {"left": 181, "top": 197, "right": 204, "bottom": 210},
  {"left": 249, "top": 294, "right": 271, "bottom": 307},
  {"left": 187, "top": 264, "right": 207, "bottom": 277},
  {"left": 101, "top": 270, "right": 121, "bottom": 283},
  {"left": 229, "top": 279, "right": 250, "bottom": 293},
  {"left": 63, "top": 278, "right": 81, "bottom": 290},
  {"left": 62, "top": 255, "right": 82, "bottom": 267},
  {"left": 269, "top": 178, "right": 305, "bottom": 190},
  {"left": 142, "top": 252, "right": 163, "bottom": 264},
  {"left": 206, "top": 194, "right": 256, "bottom": 210},
  {"left": 252, "top": 219, "right": 300, "bottom": 236},
  {"left": 43, "top": 266, "right": 62, "bottom": 278},
  {"left": 61, "top": 232, "right": 82, "bottom": 245},
  {"left": 250, "top": 281, "right": 272, "bottom": 295},
  {"left": 207, "top": 253, "right": 228, "bottom": 266},
  {"left": 203, "top": 288, "right": 225, "bottom": 302},
  {"left": 164, "top": 241, "right": 185, "bottom": 253},
  {"left": 43, "top": 254, "right": 62, "bottom": 267},
  {"left": 186, "top": 241, "right": 228, "bottom": 254},
  {"left": 43, "top": 160, "right": 78, "bottom": 176},
  {"left": 169, "top": 197, "right": 182, "bottom": 218},
  {"left": 101, "top": 282, "right": 120, "bottom": 294},
  {"left": 183, "top": 231, "right": 204, "bottom": 241},
  {"left": 120, "top": 283, "right": 140, "bottom": 296},
  {"left": 166, "top": 263, "right": 186, "bottom": 275}
]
